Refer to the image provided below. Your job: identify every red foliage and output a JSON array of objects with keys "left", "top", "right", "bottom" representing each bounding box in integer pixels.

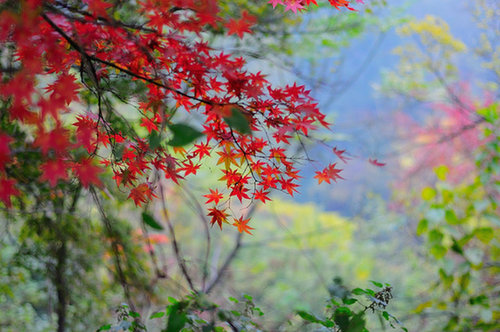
[
  {"left": 395, "top": 85, "right": 493, "bottom": 184},
  {"left": 268, "top": 0, "right": 363, "bottom": 12},
  {"left": 0, "top": 0, "right": 354, "bottom": 232},
  {"left": 232, "top": 216, "right": 254, "bottom": 235}
]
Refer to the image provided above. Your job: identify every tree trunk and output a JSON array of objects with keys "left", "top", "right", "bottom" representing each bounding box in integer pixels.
[{"left": 54, "top": 240, "right": 67, "bottom": 332}]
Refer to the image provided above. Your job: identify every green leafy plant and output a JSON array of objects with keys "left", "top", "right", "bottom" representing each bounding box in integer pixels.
[{"left": 297, "top": 280, "right": 407, "bottom": 332}]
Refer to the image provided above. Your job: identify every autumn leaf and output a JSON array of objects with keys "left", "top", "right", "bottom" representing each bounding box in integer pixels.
[
  {"left": 140, "top": 116, "right": 159, "bottom": 134},
  {"left": 0, "top": 132, "right": 12, "bottom": 170},
  {"left": 333, "top": 147, "right": 350, "bottom": 164},
  {"left": 129, "top": 183, "right": 157, "bottom": 207},
  {"left": 72, "top": 159, "right": 104, "bottom": 188},
  {"left": 33, "top": 126, "right": 71, "bottom": 155},
  {"left": 314, "top": 163, "right": 344, "bottom": 185},
  {"left": 207, "top": 207, "right": 229, "bottom": 230},
  {"left": 192, "top": 141, "right": 211, "bottom": 160},
  {"left": 40, "top": 159, "right": 69, "bottom": 187},
  {"left": 0, "top": 177, "right": 19, "bottom": 207},
  {"left": 178, "top": 159, "right": 201, "bottom": 176},
  {"left": 225, "top": 10, "right": 257, "bottom": 38},
  {"left": 217, "top": 146, "right": 239, "bottom": 170},
  {"left": 230, "top": 183, "right": 250, "bottom": 202},
  {"left": 233, "top": 216, "right": 254, "bottom": 235},
  {"left": 253, "top": 189, "right": 271, "bottom": 204},
  {"left": 204, "top": 189, "right": 224, "bottom": 205},
  {"left": 369, "top": 158, "right": 386, "bottom": 167}
]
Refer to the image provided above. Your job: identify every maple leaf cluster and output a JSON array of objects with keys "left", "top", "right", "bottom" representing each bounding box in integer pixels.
[
  {"left": 0, "top": 0, "right": 356, "bottom": 232},
  {"left": 268, "top": 0, "right": 364, "bottom": 13}
]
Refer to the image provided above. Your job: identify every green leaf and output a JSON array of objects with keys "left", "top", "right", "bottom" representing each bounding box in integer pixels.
[
  {"left": 474, "top": 227, "right": 494, "bottom": 243},
  {"left": 351, "top": 288, "right": 368, "bottom": 296},
  {"left": 149, "top": 130, "right": 161, "bottom": 150},
  {"left": 129, "top": 311, "right": 140, "bottom": 318},
  {"left": 223, "top": 108, "right": 252, "bottom": 135},
  {"left": 451, "top": 238, "right": 464, "bottom": 255},
  {"left": 438, "top": 268, "right": 453, "bottom": 287},
  {"left": 150, "top": 311, "right": 165, "bottom": 319},
  {"left": 342, "top": 298, "right": 358, "bottom": 305},
  {"left": 97, "top": 324, "right": 112, "bottom": 331},
  {"left": 167, "top": 123, "right": 203, "bottom": 147},
  {"left": 230, "top": 310, "right": 241, "bottom": 316},
  {"left": 434, "top": 165, "right": 449, "bottom": 181},
  {"left": 477, "top": 102, "right": 498, "bottom": 124},
  {"left": 166, "top": 302, "right": 188, "bottom": 332},
  {"left": 382, "top": 311, "right": 390, "bottom": 321},
  {"left": 428, "top": 229, "right": 443, "bottom": 245},
  {"left": 421, "top": 187, "right": 436, "bottom": 201},
  {"left": 445, "top": 209, "right": 460, "bottom": 225},
  {"left": 297, "top": 310, "right": 320, "bottom": 323},
  {"left": 334, "top": 307, "right": 352, "bottom": 331},
  {"left": 114, "top": 143, "right": 125, "bottom": 161},
  {"left": 369, "top": 280, "right": 383, "bottom": 288},
  {"left": 347, "top": 312, "right": 366, "bottom": 332},
  {"left": 441, "top": 189, "right": 454, "bottom": 204},
  {"left": 469, "top": 294, "right": 488, "bottom": 306},
  {"left": 431, "top": 245, "right": 447, "bottom": 259},
  {"left": 320, "top": 320, "right": 335, "bottom": 328},
  {"left": 416, "top": 218, "right": 428, "bottom": 236},
  {"left": 142, "top": 212, "right": 164, "bottom": 230}
]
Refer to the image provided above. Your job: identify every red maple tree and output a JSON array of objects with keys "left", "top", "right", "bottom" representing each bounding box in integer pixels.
[{"left": 0, "top": 0, "right": 359, "bottom": 232}]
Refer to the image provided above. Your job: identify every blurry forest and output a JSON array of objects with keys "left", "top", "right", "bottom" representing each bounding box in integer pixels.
[{"left": 0, "top": 0, "right": 499, "bottom": 331}]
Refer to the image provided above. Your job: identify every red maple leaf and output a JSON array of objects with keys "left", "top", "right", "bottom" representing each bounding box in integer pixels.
[
  {"left": 33, "top": 125, "right": 71, "bottom": 155},
  {"left": 0, "top": 177, "right": 19, "bottom": 207},
  {"left": 84, "top": 0, "right": 113, "bottom": 18},
  {"left": 280, "top": 178, "right": 299, "bottom": 196},
  {"left": 284, "top": 0, "right": 304, "bottom": 13},
  {"left": 40, "top": 159, "right": 69, "bottom": 187},
  {"left": 140, "top": 116, "right": 158, "bottom": 134},
  {"left": 226, "top": 10, "right": 257, "bottom": 38},
  {"left": 253, "top": 189, "right": 271, "bottom": 204},
  {"left": 128, "top": 183, "right": 157, "bottom": 207},
  {"left": 72, "top": 159, "right": 103, "bottom": 188},
  {"left": 333, "top": 147, "right": 350, "bottom": 164},
  {"left": 314, "top": 163, "right": 344, "bottom": 184},
  {"left": 192, "top": 141, "right": 211, "bottom": 160},
  {"left": 204, "top": 188, "right": 224, "bottom": 205},
  {"left": 207, "top": 207, "right": 229, "bottom": 230},
  {"left": 0, "top": 132, "right": 12, "bottom": 170},
  {"left": 328, "top": 0, "right": 355, "bottom": 10},
  {"left": 44, "top": 73, "right": 80, "bottom": 112},
  {"left": 178, "top": 159, "right": 201, "bottom": 176},
  {"left": 73, "top": 115, "right": 98, "bottom": 153},
  {"left": 314, "top": 170, "right": 331, "bottom": 184},
  {"left": 233, "top": 215, "right": 254, "bottom": 235},
  {"left": 230, "top": 183, "right": 250, "bottom": 202},
  {"left": 369, "top": 158, "right": 386, "bottom": 167}
]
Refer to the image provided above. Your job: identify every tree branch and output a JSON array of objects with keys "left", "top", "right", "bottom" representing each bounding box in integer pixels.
[{"left": 205, "top": 204, "right": 257, "bottom": 294}]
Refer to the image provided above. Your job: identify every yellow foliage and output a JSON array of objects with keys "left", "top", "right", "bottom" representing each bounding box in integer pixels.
[
  {"left": 398, "top": 15, "right": 466, "bottom": 52},
  {"left": 266, "top": 199, "right": 355, "bottom": 250}
]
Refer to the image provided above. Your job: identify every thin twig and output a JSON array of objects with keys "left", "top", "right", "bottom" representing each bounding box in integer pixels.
[
  {"left": 158, "top": 182, "right": 197, "bottom": 292},
  {"left": 89, "top": 187, "right": 136, "bottom": 312},
  {"left": 205, "top": 204, "right": 257, "bottom": 294}
]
